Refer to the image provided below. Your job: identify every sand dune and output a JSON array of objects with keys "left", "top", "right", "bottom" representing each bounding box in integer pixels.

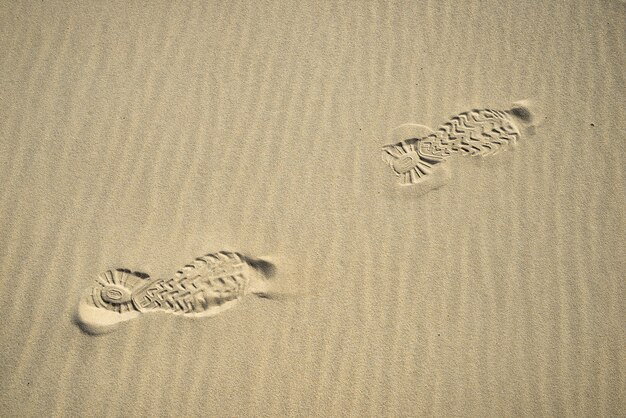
[{"left": 1, "top": 1, "right": 624, "bottom": 417}]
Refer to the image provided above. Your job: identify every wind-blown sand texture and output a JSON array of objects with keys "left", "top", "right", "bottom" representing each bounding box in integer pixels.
[{"left": 1, "top": 1, "right": 625, "bottom": 417}]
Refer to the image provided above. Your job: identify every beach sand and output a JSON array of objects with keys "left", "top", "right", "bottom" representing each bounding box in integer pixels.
[{"left": 0, "top": 1, "right": 624, "bottom": 416}]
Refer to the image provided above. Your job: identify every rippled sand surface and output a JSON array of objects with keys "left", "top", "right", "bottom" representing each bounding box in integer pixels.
[{"left": 1, "top": 1, "right": 624, "bottom": 416}]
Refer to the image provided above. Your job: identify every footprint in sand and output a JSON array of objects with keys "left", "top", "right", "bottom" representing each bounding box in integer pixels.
[
  {"left": 76, "top": 251, "right": 281, "bottom": 334},
  {"left": 382, "top": 100, "right": 537, "bottom": 187}
]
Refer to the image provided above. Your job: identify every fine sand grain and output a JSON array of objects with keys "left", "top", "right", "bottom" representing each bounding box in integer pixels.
[{"left": 1, "top": 1, "right": 624, "bottom": 417}]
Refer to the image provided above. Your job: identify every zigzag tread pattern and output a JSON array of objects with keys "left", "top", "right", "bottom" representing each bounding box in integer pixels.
[
  {"left": 419, "top": 109, "right": 520, "bottom": 159},
  {"left": 382, "top": 108, "right": 524, "bottom": 185},
  {"left": 132, "top": 252, "right": 249, "bottom": 314}
]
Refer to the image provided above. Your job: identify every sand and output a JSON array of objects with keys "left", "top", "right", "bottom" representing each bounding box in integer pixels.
[{"left": 0, "top": 0, "right": 624, "bottom": 417}]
